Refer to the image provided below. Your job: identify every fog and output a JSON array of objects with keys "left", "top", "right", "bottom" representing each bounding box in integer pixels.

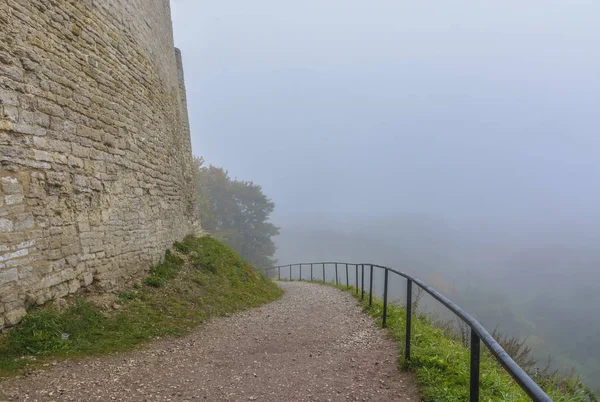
[{"left": 170, "top": 0, "right": 600, "bottom": 388}]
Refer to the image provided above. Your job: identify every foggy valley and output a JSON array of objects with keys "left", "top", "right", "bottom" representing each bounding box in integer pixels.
[{"left": 274, "top": 216, "right": 600, "bottom": 387}]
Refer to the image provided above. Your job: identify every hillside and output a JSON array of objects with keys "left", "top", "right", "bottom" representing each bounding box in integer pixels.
[{"left": 0, "top": 236, "right": 282, "bottom": 375}]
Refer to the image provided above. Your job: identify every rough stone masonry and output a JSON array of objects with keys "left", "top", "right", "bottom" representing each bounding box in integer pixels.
[{"left": 0, "top": 0, "right": 200, "bottom": 328}]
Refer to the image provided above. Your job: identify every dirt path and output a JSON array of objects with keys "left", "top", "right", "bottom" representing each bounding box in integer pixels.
[{"left": 0, "top": 282, "right": 420, "bottom": 402}]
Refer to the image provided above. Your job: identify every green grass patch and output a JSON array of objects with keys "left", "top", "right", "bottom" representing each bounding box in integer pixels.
[
  {"left": 0, "top": 236, "right": 283, "bottom": 376},
  {"left": 332, "top": 284, "right": 596, "bottom": 402}
]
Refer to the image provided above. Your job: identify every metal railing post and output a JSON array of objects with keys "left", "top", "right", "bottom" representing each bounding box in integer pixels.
[
  {"left": 382, "top": 269, "right": 389, "bottom": 328},
  {"left": 361, "top": 264, "right": 365, "bottom": 300},
  {"left": 369, "top": 265, "right": 374, "bottom": 306},
  {"left": 311, "top": 263, "right": 313, "bottom": 281},
  {"left": 322, "top": 263, "right": 326, "bottom": 282},
  {"left": 278, "top": 266, "right": 280, "bottom": 280},
  {"left": 406, "top": 279, "right": 413, "bottom": 361},
  {"left": 289, "top": 265, "right": 292, "bottom": 280},
  {"left": 299, "top": 264, "right": 302, "bottom": 280},
  {"left": 470, "top": 329, "right": 481, "bottom": 402},
  {"left": 355, "top": 264, "right": 359, "bottom": 294},
  {"left": 335, "top": 263, "right": 339, "bottom": 285},
  {"left": 345, "top": 264, "right": 349, "bottom": 287}
]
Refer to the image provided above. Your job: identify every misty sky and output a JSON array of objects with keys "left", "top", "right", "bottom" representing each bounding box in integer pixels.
[{"left": 170, "top": 0, "right": 600, "bottom": 227}]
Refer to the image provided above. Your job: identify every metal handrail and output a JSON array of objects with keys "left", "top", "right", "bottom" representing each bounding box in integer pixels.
[{"left": 264, "top": 262, "right": 552, "bottom": 402}]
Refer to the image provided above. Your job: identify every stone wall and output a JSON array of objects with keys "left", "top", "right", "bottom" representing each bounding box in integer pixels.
[{"left": 0, "top": 0, "right": 199, "bottom": 328}]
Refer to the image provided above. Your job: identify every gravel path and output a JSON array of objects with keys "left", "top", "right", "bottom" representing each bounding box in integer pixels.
[{"left": 0, "top": 282, "right": 420, "bottom": 401}]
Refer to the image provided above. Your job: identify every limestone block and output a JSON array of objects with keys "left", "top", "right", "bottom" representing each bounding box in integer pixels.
[
  {"left": 18, "top": 266, "right": 33, "bottom": 280},
  {"left": 33, "top": 149, "right": 53, "bottom": 162},
  {"left": 41, "top": 273, "right": 62, "bottom": 288},
  {"left": 66, "top": 255, "right": 79, "bottom": 267},
  {"left": 51, "top": 283, "right": 69, "bottom": 299},
  {"left": 37, "top": 98, "right": 64, "bottom": 117},
  {"left": 14, "top": 212, "right": 34, "bottom": 230},
  {"left": 17, "top": 240, "right": 36, "bottom": 249},
  {"left": 0, "top": 268, "right": 18, "bottom": 285},
  {"left": 60, "top": 268, "right": 76, "bottom": 282},
  {"left": 0, "top": 218, "right": 13, "bottom": 233},
  {"left": 1, "top": 106, "right": 18, "bottom": 123},
  {"left": 0, "top": 291, "right": 19, "bottom": 303},
  {"left": 5, "top": 194, "right": 24, "bottom": 205},
  {"left": 2, "top": 183, "right": 23, "bottom": 194},
  {"left": 35, "top": 289, "right": 52, "bottom": 305},
  {"left": 1, "top": 121, "right": 46, "bottom": 136},
  {"left": 61, "top": 244, "right": 79, "bottom": 256},
  {"left": 0, "top": 89, "right": 19, "bottom": 106},
  {"left": 4, "top": 307, "right": 26, "bottom": 326},
  {"left": 82, "top": 272, "right": 93, "bottom": 286}
]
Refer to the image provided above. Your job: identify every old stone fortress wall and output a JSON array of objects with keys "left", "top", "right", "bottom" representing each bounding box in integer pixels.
[{"left": 0, "top": 0, "right": 199, "bottom": 328}]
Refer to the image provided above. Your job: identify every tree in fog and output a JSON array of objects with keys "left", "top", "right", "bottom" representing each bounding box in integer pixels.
[{"left": 194, "top": 157, "right": 279, "bottom": 268}]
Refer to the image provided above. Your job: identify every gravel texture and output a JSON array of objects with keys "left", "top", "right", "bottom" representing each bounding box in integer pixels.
[{"left": 0, "top": 282, "right": 420, "bottom": 401}]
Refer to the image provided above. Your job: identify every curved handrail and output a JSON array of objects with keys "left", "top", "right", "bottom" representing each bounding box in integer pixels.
[{"left": 264, "top": 262, "right": 552, "bottom": 402}]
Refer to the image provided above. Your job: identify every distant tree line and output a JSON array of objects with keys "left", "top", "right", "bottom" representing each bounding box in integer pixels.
[{"left": 193, "top": 157, "right": 279, "bottom": 269}]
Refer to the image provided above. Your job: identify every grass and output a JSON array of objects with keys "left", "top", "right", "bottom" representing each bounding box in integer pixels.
[
  {"left": 331, "top": 283, "right": 596, "bottom": 402},
  {"left": 0, "top": 236, "right": 283, "bottom": 376}
]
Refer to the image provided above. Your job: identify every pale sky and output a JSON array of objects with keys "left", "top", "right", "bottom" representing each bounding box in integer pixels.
[{"left": 170, "top": 0, "right": 600, "bottom": 226}]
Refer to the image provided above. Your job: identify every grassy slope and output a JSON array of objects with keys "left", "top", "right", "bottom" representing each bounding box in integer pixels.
[
  {"left": 334, "top": 284, "right": 596, "bottom": 402},
  {"left": 0, "top": 236, "right": 283, "bottom": 376}
]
